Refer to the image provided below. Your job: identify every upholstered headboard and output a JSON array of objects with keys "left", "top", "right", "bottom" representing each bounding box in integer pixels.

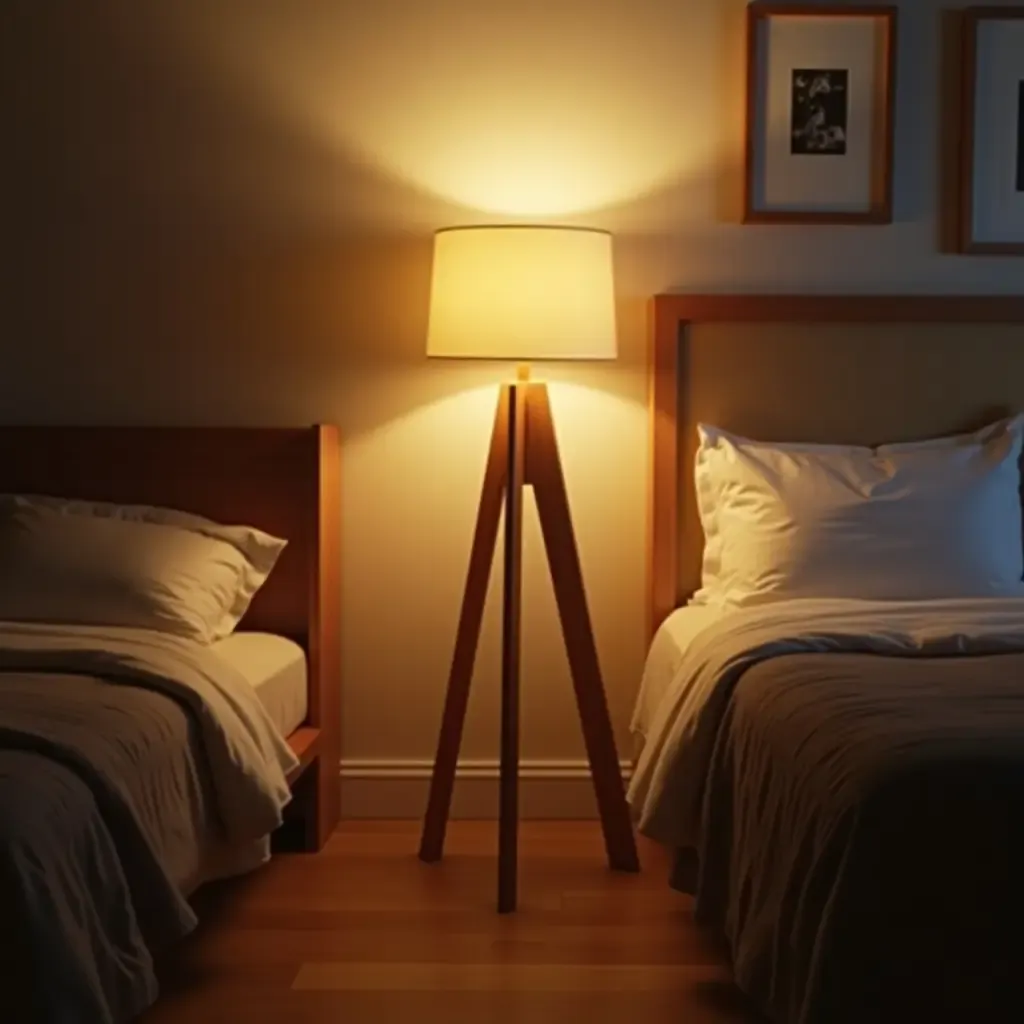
[{"left": 648, "top": 295, "right": 1024, "bottom": 638}]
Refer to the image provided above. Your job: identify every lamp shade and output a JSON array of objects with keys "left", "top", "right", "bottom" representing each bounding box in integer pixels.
[{"left": 426, "top": 226, "right": 617, "bottom": 361}]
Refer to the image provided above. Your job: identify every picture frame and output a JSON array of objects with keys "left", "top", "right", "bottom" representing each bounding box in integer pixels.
[
  {"left": 744, "top": 4, "right": 898, "bottom": 225},
  {"left": 960, "top": 6, "right": 1024, "bottom": 255}
]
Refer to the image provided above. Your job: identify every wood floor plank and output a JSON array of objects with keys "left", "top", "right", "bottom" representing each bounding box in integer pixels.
[
  {"left": 182, "top": 922, "right": 724, "bottom": 966},
  {"left": 144, "top": 821, "right": 763, "bottom": 1023},
  {"left": 144, "top": 989, "right": 759, "bottom": 1024},
  {"left": 293, "top": 961, "right": 731, "bottom": 991}
]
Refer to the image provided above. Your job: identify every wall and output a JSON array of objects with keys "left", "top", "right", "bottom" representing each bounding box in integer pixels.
[{"left": 2, "top": 1, "right": 1021, "bottom": 816}]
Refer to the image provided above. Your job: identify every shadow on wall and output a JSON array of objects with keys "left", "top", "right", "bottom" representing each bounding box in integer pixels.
[
  {"left": 2, "top": 1, "right": 730, "bottom": 433},
  {"left": 2, "top": 0, "right": 737, "bottom": 235},
  {"left": 3, "top": 4, "right": 444, "bottom": 433},
  {"left": 148, "top": 0, "right": 738, "bottom": 227}
]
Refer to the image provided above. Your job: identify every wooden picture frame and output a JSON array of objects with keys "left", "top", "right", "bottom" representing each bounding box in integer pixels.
[
  {"left": 960, "top": 6, "right": 1024, "bottom": 255},
  {"left": 744, "top": 4, "right": 898, "bottom": 224}
]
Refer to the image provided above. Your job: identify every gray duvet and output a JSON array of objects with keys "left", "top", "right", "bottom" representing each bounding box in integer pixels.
[
  {"left": 629, "top": 599, "right": 1024, "bottom": 1024},
  {"left": 692, "top": 651, "right": 1024, "bottom": 1023},
  {"left": 0, "top": 624, "right": 298, "bottom": 1023},
  {"left": 0, "top": 676, "right": 200, "bottom": 1021}
]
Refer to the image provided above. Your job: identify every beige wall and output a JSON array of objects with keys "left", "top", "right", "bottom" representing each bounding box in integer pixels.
[{"left": 2, "top": 1, "right": 1022, "bottom": 811}]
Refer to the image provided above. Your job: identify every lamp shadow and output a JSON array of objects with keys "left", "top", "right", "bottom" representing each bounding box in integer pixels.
[{"left": 0, "top": 1, "right": 729, "bottom": 441}]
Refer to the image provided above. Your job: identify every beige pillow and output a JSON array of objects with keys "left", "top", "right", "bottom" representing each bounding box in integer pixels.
[{"left": 0, "top": 496, "right": 287, "bottom": 643}]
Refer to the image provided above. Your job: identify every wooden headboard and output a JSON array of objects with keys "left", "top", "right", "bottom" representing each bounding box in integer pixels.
[
  {"left": 0, "top": 425, "right": 341, "bottom": 847},
  {"left": 648, "top": 295, "right": 1024, "bottom": 639}
]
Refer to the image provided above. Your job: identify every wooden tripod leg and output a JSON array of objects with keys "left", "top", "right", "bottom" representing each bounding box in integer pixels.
[
  {"left": 498, "top": 383, "right": 527, "bottom": 913},
  {"left": 525, "top": 384, "right": 641, "bottom": 873},
  {"left": 419, "top": 386, "right": 510, "bottom": 863}
]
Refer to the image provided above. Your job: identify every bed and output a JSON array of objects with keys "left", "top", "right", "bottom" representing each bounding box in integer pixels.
[
  {"left": 633, "top": 296, "right": 1024, "bottom": 1023},
  {"left": 0, "top": 426, "right": 340, "bottom": 1022}
]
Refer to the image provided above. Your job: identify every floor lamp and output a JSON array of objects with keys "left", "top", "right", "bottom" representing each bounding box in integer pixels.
[{"left": 418, "top": 225, "right": 640, "bottom": 913}]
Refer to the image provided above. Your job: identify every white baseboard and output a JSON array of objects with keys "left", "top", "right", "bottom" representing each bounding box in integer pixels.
[{"left": 339, "top": 758, "right": 633, "bottom": 819}]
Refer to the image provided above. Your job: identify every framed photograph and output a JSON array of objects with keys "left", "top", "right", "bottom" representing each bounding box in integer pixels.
[
  {"left": 960, "top": 7, "right": 1024, "bottom": 254},
  {"left": 744, "top": 5, "right": 898, "bottom": 224}
]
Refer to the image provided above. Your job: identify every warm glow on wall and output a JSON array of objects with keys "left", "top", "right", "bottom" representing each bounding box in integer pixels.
[
  {"left": 175, "top": 1, "right": 719, "bottom": 219},
  {"left": 347, "top": 93, "right": 686, "bottom": 217}
]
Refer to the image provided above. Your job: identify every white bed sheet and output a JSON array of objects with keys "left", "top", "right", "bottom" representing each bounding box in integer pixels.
[
  {"left": 631, "top": 604, "right": 728, "bottom": 745},
  {"left": 191, "top": 632, "right": 309, "bottom": 891},
  {"left": 211, "top": 631, "right": 308, "bottom": 737}
]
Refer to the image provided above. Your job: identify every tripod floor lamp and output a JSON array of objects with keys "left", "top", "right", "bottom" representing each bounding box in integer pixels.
[{"left": 418, "top": 225, "right": 640, "bottom": 913}]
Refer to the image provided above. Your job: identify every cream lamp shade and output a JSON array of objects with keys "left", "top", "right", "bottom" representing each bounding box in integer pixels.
[{"left": 426, "top": 226, "right": 617, "bottom": 361}]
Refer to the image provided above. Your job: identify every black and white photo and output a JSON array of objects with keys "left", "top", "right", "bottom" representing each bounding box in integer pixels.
[
  {"left": 791, "top": 69, "right": 849, "bottom": 155},
  {"left": 744, "top": 6, "right": 896, "bottom": 224}
]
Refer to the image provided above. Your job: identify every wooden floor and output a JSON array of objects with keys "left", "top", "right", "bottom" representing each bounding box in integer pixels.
[{"left": 143, "top": 821, "right": 763, "bottom": 1024}]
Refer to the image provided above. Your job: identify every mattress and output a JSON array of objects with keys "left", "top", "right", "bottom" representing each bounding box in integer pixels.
[
  {"left": 212, "top": 631, "right": 308, "bottom": 737},
  {"left": 631, "top": 603, "right": 724, "bottom": 744}
]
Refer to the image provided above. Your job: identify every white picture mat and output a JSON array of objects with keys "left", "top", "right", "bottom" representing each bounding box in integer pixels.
[
  {"left": 971, "top": 21, "right": 1024, "bottom": 244},
  {"left": 753, "top": 16, "right": 880, "bottom": 213}
]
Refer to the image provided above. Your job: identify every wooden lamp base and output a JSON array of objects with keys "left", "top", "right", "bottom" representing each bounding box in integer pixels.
[{"left": 418, "top": 372, "right": 640, "bottom": 913}]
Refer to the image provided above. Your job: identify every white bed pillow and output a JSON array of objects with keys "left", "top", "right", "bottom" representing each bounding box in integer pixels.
[
  {"left": 0, "top": 495, "right": 287, "bottom": 643},
  {"left": 693, "top": 416, "right": 1024, "bottom": 608}
]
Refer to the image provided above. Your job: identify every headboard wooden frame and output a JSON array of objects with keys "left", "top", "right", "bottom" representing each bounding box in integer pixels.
[
  {"left": 0, "top": 425, "right": 341, "bottom": 850},
  {"left": 648, "top": 295, "right": 1024, "bottom": 640}
]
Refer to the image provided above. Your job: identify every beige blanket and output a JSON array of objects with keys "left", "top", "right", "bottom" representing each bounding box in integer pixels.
[{"left": 0, "top": 621, "right": 298, "bottom": 838}]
